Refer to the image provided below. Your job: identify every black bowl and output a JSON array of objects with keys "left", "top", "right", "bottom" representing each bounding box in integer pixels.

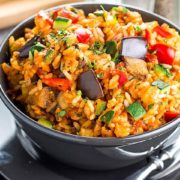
[{"left": 0, "top": 2, "right": 180, "bottom": 170}]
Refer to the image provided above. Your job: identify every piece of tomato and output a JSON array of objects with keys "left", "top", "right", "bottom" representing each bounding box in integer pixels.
[
  {"left": 118, "top": 71, "right": 128, "bottom": 87},
  {"left": 151, "top": 44, "right": 175, "bottom": 65},
  {"left": 42, "top": 78, "right": 70, "bottom": 91},
  {"left": 145, "top": 29, "right": 151, "bottom": 43},
  {"left": 164, "top": 111, "right": 180, "bottom": 122},
  {"left": 153, "top": 26, "right": 172, "bottom": 38},
  {"left": 110, "top": 69, "right": 128, "bottom": 87},
  {"left": 145, "top": 53, "right": 157, "bottom": 62},
  {"left": 60, "top": 9, "right": 79, "bottom": 23},
  {"left": 37, "top": 11, "right": 53, "bottom": 26},
  {"left": 74, "top": 28, "right": 92, "bottom": 44}
]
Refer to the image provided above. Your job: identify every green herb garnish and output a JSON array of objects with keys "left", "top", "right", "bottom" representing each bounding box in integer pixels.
[
  {"left": 29, "top": 42, "right": 46, "bottom": 59},
  {"left": 58, "top": 110, "right": 66, "bottom": 117},
  {"left": 97, "top": 73, "right": 104, "bottom": 79},
  {"left": 100, "top": 5, "right": 106, "bottom": 11},
  {"left": 44, "top": 48, "right": 55, "bottom": 64},
  {"left": 112, "top": 52, "right": 120, "bottom": 64},
  {"left": 94, "top": 10, "right": 104, "bottom": 16},
  {"left": 134, "top": 26, "right": 142, "bottom": 32},
  {"left": 90, "top": 41, "right": 105, "bottom": 55},
  {"left": 87, "top": 61, "right": 96, "bottom": 69},
  {"left": 104, "top": 41, "right": 117, "bottom": 58},
  {"left": 148, "top": 104, "right": 154, "bottom": 110}
]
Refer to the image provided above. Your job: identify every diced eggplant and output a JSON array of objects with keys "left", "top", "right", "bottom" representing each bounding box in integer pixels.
[
  {"left": 121, "top": 37, "right": 147, "bottom": 59},
  {"left": 124, "top": 56, "right": 148, "bottom": 79},
  {"left": 77, "top": 70, "right": 104, "bottom": 100},
  {"left": 19, "top": 35, "right": 40, "bottom": 58}
]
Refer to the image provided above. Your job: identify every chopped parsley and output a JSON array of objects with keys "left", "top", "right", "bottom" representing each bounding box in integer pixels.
[
  {"left": 148, "top": 104, "right": 154, "bottom": 110},
  {"left": 58, "top": 110, "right": 66, "bottom": 117},
  {"left": 104, "top": 41, "right": 117, "bottom": 58},
  {"left": 90, "top": 42, "right": 105, "bottom": 55},
  {"left": 134, "top": 26, "right": 142, "bottom": 32},
  {"left": 87, "top": 61, "right": 96, "bottom": 69},
  {"left": 97, "top": 72, "right": 104, "bottom": 79}
]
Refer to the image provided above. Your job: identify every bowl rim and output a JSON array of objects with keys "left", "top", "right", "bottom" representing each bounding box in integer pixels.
[{"left": 0, "top": 2, "right": 180, "bottom": 147}]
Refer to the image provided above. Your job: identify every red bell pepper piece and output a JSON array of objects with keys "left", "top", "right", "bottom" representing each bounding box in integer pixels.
[
  {"left": 37, "top": 11, "right": 53, "bottom": 26},
  {"left": 145, "top": 52, "right": 157, "bottom": 62},
  {"left": 74, "top": 28, "right": 92, "bottom": 44},
  {"left": 54, "top": 8, "right": 79, "bottom": 23},
  {"left": 42, "top": 78, "right": 70, "bottom": 91},
  {"left": 153, "top": 26, "right": 172, "bottom": 38},
  {"left": 118, "top": 71, "right": 128, "bottom": 87},
  {"left": 164, "top": 111, "right": 180, "bottom": 122},
  {"left": 61, "top": 9, "right": 79, "bottom": 23},
  {"left": 110, "top": 69, "right": 128, "bottom": 87},
  {"left": 151, "top": 44, "right": 175, "bottom": 65},
  {"left": 145, "top": 29, "right": 151, "bottom": 43}
]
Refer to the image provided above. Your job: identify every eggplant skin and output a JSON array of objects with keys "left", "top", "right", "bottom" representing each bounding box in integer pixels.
[
  {"left": 77, "top": 70, "right": 104, "bottom": 100},
  {"left": 18, "top": 35, "right": 40, "bottom": 58},
  {"left": 121, "top": 37, "right": 147, "bottom": 60}
]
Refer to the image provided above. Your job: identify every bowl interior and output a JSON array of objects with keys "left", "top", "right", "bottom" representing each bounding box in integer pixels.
[{"left": 0, "top": 3, "right": 180, "bottom": 145}]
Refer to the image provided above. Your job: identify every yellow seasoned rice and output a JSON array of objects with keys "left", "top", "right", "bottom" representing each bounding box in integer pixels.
[{"left": 1, "top": 6, "right": 180, "bottom": 138}]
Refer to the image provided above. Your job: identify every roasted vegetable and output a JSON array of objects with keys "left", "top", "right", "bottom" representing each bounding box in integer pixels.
[
  {"left": 19, "top": 35, "right": 40, "bottom": 58},
  {"left": 95, "top": 100, "right": 106, "bottom": 116},
  {"left": 104, "top": 41, "right": 117, "bottom": 57},
  {"left": 29, "top": 42, "right": 46, "bottom": 58},
  {"left": 38, "top": 118, "right": 52, "bottom": 128},
  {"left": 154, "top": 64, "right": 172, "bottom": 78},
  {"left": 77, "top": 70, "right": 104, "bottom": 100},
  {"left": 26, "top": 87, "right": 55, "bottom": 109},
  {"left": 164, "top": 111, "right": 180, "bottom": 122},
  {"left": 53, "top": 17, "right": 72, "bottom": 30},
  {"left": 100, "top": 110, "right": 114, "bottom": 123},
  {"left": 55, "top": 8, "right": 79, "bottom": 23},
  {"left": 126, "top": 101, "right": 146, "bottom": 120},
  {"left": 121, "top": 37, "right": 147, "bottom": 59},
  {"left": 74, "top": 28, "right": 92, "bottom": 44},
  {"left": 153, "top": 26, "right": 172, "bottom": 38},
  {"left": 124, "top": 56, "right": 148, "bottom": 79},
  {"left": 151, "top": 44, "right": 175, "bottom": 65},
  {"left": 42, "top": 78, "right": 70, "bottom": 91},
  {"left": 44, "top": 49, "right": 56, "bottom": 64}
]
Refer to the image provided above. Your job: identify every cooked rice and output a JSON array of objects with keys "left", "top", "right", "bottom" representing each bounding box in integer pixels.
[{"left": 1, "top": 6, "right": 180, "bottom": 138}]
